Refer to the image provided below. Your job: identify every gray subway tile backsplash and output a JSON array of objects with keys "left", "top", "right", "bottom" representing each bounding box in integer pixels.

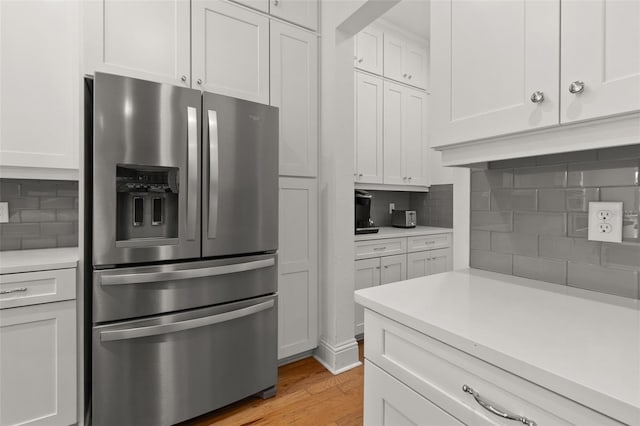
[
  {"left": 567, "top": 159, "right": 639, "bottom": 187},
  {"left": 513, "top": 212, "right": 567, "bottom": 236},
  {"left": 471, "top": 144, "right": 640, "bottom": 299},
  {"left": 513, "top": 255, "right": 567, "bottom": 285},
  {"left": 567, "top": 262, "right": 639, "bottom": 299},
  {"left": 470, "top": 249, "right": 513, "bottom": 275},
  {"left": 490, "top": 232, "right": 538, "bottom": 256},
  {"left": 491, "top": 189, "right": 537, "bottom": 211},
  {"left": 471, "top": 211, "right": 513, "bottom": 232},
  {"left": 0, "top": 178, "right": 78, "bottom": 250},
  {"left": 514, "top": 165, "right": 567, "bottom": 188}
]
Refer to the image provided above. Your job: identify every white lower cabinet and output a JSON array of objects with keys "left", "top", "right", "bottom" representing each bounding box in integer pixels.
[
  {"left": 354, "top": 258, "right": 381, "bottom": 336},
  {"left": 277, "top": 177, "right": 318, "bottom": 359},
  {"left": 407, "top": 248, "right": 452, "bottom": 279},
  {"left": 364, "top": 310, "right": 624, "bottom": 426},
  {"left": 0, "top": 300, "right": 77, "bottom": 426},
  {"left": 364, "top": 361, "right": 463, "bottom": 426},
  {"left": 354, "top": 233, "right": 452, "bottom": 337}
]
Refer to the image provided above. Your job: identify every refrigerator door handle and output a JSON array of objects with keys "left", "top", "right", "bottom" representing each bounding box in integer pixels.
[
  {"left": 187, "top": 106, "right": 198, "bottom": 241},
  {"left": 100, "top": 257, "right": 275, "bottom": 286},
  {"left": 208, "top": 109, "right": 219, "bottom": 239},
  {"left": 100, "top": 299, "right": 274, "bottom": 342}
]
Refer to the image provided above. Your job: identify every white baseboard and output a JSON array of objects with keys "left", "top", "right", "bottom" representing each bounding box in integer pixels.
[{"left": 313, "top": 337, "right": 361, "bottom": 375}]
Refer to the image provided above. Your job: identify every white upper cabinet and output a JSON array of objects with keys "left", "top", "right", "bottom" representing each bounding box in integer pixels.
[
  {"left": 355, "top": 72, "right": 384, "bottom": 184},
  {"left": 383, "top": 82, "right": 428, "bottom": 186},
  {"left": 355, "top": 26, "right": 384, "bottom": 75},
  {"left": 383, "top": 31, "right": 428, "bottom": 90},
  {"left": 430, "top": 0, "right": 560, "bottom": 148},
  {"left": 0, "top": 0, "right": 81, "bottom": 178},
  {"left": 561, "top": 0, "right": 640, "bottom": 123},
  {"left": 84, "top": 0, "right": 191, "bottom": 87},
  {"left": 192, "top": 0, "right": 269, "bottom": 104},
  {"left": 271, "top": 21, "right": 318, "bottom": 177},
  {"left": 269, "top": 0, "right": 318, "bottom": 31}
]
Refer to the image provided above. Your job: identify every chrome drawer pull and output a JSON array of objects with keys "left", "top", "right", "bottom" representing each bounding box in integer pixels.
[
  {"left": 373, "top": 247, "right": 387, "bottom": 251},
  {"left": 462, "top": 385, "right": 537, "bottom": 426},
  {"left": 0, "top": 287, "right": 27, "bottom": 295}
]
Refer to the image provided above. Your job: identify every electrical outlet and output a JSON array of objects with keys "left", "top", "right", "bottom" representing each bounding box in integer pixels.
[
  {"left": 588, "top": 201, "right": 623, "bottom": 243},
  {"left": 0, "top": 202, "right": 8, "bottom": 223},
  {"left": 389, "top": 203, "right": 395, "bottom": 214}
]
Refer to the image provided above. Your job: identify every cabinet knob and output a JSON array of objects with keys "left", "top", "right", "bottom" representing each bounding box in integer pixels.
[
  {"left": 358, "top": 58, "right": 363, "bottom": 63},
  {"left": 530, "top": 91, "right": 544, "bottom": 103},
  {"left": 384, "top": 265, "right": 388, "bottom": 269},
  {"left": 568, "top": 80, "right": 585, "bottom": 94},
  {"left": 197, "top": 78, "right": 203, "bottom": 85},
  {"left": 181, "top": 75, "right": 187, "bottom": 83},
  {"left": 375, "top": 266, "right": 380, "bottom": 270},
  {"left": 273, "top": 0, "right": 279, "bottom": 5},
  {"left": 359, "top": 173, "right": 363, "bottom": 177},
  {"left": 408, "top": 177, "right": 412, "bottom": 180},
  {"left": 408, "top": 75, "right": 412, "bottom": 80},
  {"left": 403, "top": 73, "right": 408, "bottom": 78}
]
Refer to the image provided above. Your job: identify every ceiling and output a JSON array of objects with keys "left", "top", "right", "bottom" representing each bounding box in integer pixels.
[{"left": 381, "top": 0, "right": 431, "bottom": 40}]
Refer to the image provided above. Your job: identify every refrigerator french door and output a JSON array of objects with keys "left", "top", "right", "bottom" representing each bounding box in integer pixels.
[
  {"left": 92, "top": 73, "right": 202, "bottom": 266},
  {"left": 202, "top": 92, "right": 278, "bottom": 257}
]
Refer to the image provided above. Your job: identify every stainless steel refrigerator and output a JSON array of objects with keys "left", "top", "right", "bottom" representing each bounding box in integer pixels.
[{"left": 85, "top": 73, "right": 279, "bottom": 426}]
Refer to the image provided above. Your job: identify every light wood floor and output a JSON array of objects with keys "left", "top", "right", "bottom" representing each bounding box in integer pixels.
[{"left": 182, "top": 342, "right": 364, "bottom": 426}]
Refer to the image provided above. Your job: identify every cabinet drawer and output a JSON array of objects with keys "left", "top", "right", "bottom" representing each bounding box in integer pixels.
[
  {"left": 355, "top": 238, "right": 406, "bottom": 260},
  {"left": 365, "top": 310, "right": 623, "bottom": 426},
  {"left": 364, "top": 360, "right": 463, "bottom": 426},
  {"left": 407, "top": 233, "right": 451, "bottom": 252},
  {"left": 0, "top": 268, "right": 76, "bottom": 309}
]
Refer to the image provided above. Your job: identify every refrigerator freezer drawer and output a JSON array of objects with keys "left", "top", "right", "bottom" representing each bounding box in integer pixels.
[
  {"left": 93, "top": 254, "right": 277, "bottom": 323},
  {"left": 92, "top": 294, "right": 277, "bottom": 426}
]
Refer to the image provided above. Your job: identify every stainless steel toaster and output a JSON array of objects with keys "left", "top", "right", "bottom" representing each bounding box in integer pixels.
[{"left": 391, "top": 210, "right": 417, "bottom": 228}]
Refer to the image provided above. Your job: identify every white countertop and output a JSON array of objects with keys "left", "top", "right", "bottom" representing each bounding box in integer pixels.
[
  {"left": 354, "top": 226, "right": 452, "bottom": 241},
  {"left": 355, "top": 268, "right": 640, "bottom": 425},
  {"left": 0, "top": 247, "right": 79, "bottom": 274}
]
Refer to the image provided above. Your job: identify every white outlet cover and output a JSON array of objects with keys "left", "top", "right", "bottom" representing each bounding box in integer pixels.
[{"left": 588, "top": 201, "right": 623, "bottom": 243}]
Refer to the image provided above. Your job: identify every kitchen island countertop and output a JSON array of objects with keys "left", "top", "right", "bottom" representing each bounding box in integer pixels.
[
  {"left": 355, "top": 268, "right": 640, "bottom": 425},
  {"left": 0, "top": 247, "right": 79, "bottom": 274}
]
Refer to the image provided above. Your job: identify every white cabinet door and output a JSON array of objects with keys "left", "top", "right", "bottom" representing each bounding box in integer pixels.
[
  {"left": 0, "top": 301, "right": 76, "bottom": 426},
  {"left": 278, "top": 177, "right": 318, "bottom": 359},
  {"left": 354, "top": 258, "right": 380, "bottom": 335},
  {"left": 383, "top": 32, "right": 406, "bottom": 83},
  {"left": 403, "top": 88, "right": 428, "bottom": 186},
  {"left": 561, "top": 0, "right": 640, "bottom": 123},
  {"left": 0, "top": 0, "right": 80, "bottom": 178},
  {"left": 381, "top": 254, "right": 407, "bottom": 285},
  {"left": 407, "top": 250, "right": 430, "bottom": 279},
  {"left": 83, "top": 0, "right": 191, "bottom": 87},
  {"left": 383, "top": 82, "right": 405, "bottom": 185},
  {"left": 404, "top": 41, "right": 428, "bottom": 90},
  {"left": 355, "top": 72, "right": 384, "bottom": 184},
  {"left": 430, "top": 0, "right": 560, "bottom": 147},
  {"left": 271, "top": 21, "right": 318, "bottom": 177},
  {"left": 192, "top": 0, "right": 269, "bottom": 104},
  {"left": 364, "top": 361, "right": 463, "bottom": 426},
  {"left": 232, "top": 0, "right": 269, "bottom": 13},
  {"left": 269, "top": 0, "right": 318, "bottom": 31},
  {"left": 428, "top": 248, "right": 453, "bottom": 275},
  {"left": 355, "top": 25, "right": 384, "bottom": 75}
]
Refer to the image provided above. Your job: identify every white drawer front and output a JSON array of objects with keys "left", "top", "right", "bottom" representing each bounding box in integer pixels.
[
  {"left": 364, "top": 360, "right": 463, "bottom": 426},
  {"left": 0, "top": 268, "right": 76, "bottom": 309},
  {"left": 365, "top": 310, "right": 623, "bottom": 426},
  {"left": 355, "top": 238, "right": 406, "bottom": 260},
  {"left": 407, "top": 233, "right": 451, "bottom": 252}
]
